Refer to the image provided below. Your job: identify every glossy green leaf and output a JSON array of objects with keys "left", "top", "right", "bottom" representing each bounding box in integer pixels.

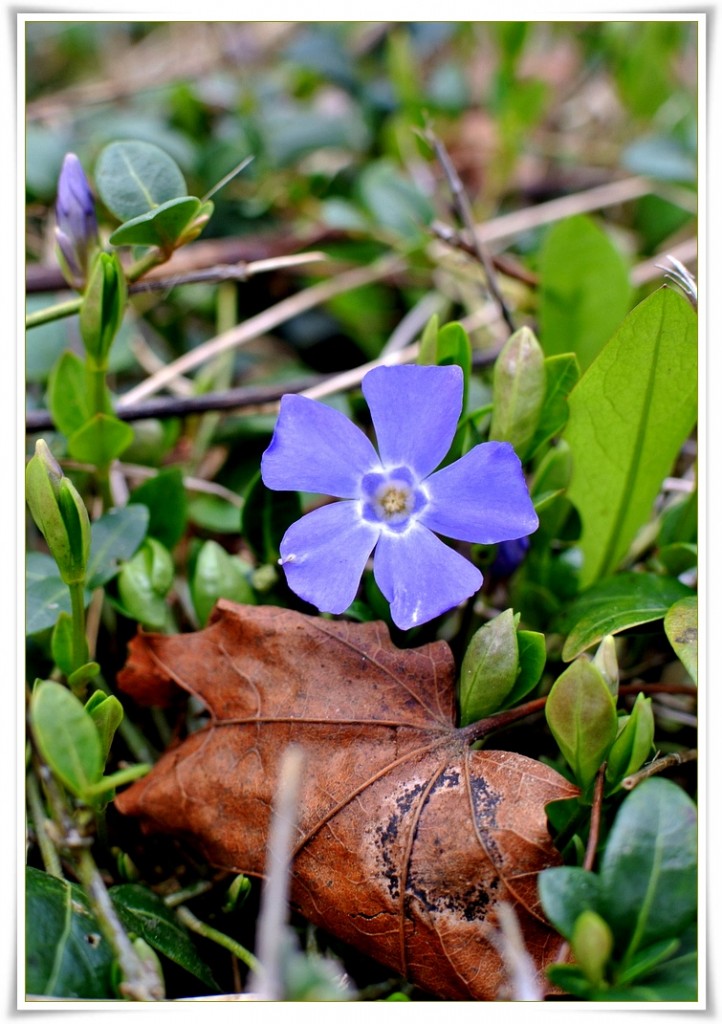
[
  {"left": 109, "top": 196, "right": 201, "bottom": 249},
  {"left": 86, "top": 691, "right": 124, "bottom": 764},
  {"left": 419, "top": 319, "right": 472, "bottom": 406},
  {"left": 357, "top": 159, "right": 434, "bottom": 242},
  {"left": 560, "top": 572, "right": 693, "bottom": 661},
  {"left": 605, "top": 693, "right": 655, "bottom": 790},
  {"left": 191, "top": 540, "right": 256, "bottom": 627},
  {"left": 25, "top": 866, "right": 115, "bottom": 998},
  {"left": 26, "top": 574, "right": 72, "bottom": 634},
  {"left": 664, "top": 595, "right": 698, "bottom": 683},
  {"left": 599, "top": 778, "right": 697, "bottom": 957},
  {"left": 545, "top": 658, "right": 618, "bottom": 794},
  {"left": 459, "top": 609, "right": 519, "bottom": 725},
  {"left": 489, "top": 326, "right": 546, "bottom": 459},
  {"left": 187, "top": 494, "right": 241, "bottom": 534},
  {"left": 95, "top": 140, "right": 187, "bottom": 222},
  {"left": 86, "top": 504, "right": 150, "bottom": 590},
  {"left": 243, "top": 469, "right": 302, "bottom": 565},
  {"left": 109, "top": 884, "right": 219, "bottom": 991},
  {"left": 527, "top": 353, "right": 580, "bottom": 458},
  {"left": 30, "top": 680, "right": 103, "bottom": 798},
  {"left": 51, "top": 612, "right": 75, "bottom": 676},
  {"left": 659, "top": 490, "right": 697, "bottom": 547},
  {"left": 654, "top": 542, "right": 697, "bottom": 577},
  {"left": 128, "top": 468, "right": 187, "bottom": 551},
  {"left": 502, "top": 628, "right": 546, "bottom": 706},
  {"left": 117, "top": 538, "right": 174, "bottom": 631},
  {"left": 538, "top": 214, "right": 631, "bottom": 371},
  {"left": 47, "top": 351, "right": 93, "bottom": 437},
  {"left": 563, "top": 287, "right": 698, "bottom": 587},
  {"left": 67, "top": 412, "right": 135, "bottom": 468},
  {"left": 538, "top": 866, "right": 603, "bottom": 942}
]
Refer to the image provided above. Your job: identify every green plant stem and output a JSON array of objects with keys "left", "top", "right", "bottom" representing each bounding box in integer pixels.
[
  {"left": 126, "top": 249, "right": 166, "bottom": 283},
  {"left": 68, "top": 580, "right": 89, "bottom": 675},
  {"left": 34, "top": 755, "right": 163, "bottom": 1000},
  {"left": 26, "top": 295, "right": 82, "bottom": 329},
  {"left": 175, "top": 905, "right": 261, "bottom": 974},
  {"left": 88, "top": 365, "right": 108, "bottom": 417},
  {"left": 75, "top": 845, "right": 164, "bottom": 1000},
  {"left": 26, "top": 771, "right": 64, "bottom": 879}
]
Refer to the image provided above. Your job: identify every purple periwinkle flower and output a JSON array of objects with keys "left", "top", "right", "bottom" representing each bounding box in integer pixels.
[
  {"left": 54, "top": 153, "right": 98, "bottom": 288},
  {"left": 261, "top": 364, "right": 539, "bottom": 630}
]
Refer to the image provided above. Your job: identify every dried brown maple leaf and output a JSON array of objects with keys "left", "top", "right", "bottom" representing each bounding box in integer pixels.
[{"left": 115, "top": 601, "right": 577, "bottom": 1000}]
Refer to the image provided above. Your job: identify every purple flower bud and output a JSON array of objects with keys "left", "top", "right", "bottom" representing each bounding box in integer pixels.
[
  {"left": 54, "top": 153, "right": 98, "bottom": 288},
  {"left": 490, "top": 536, "right": 530, "bottom": 578}
]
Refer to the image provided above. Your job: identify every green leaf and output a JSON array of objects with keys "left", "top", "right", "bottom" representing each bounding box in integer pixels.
[
  {"left": 95, "top": 140, "right": 187, "bottom": 222},
  {"left": 109, "top": 885, "right": 219, "bottom": 991},
  {"left": 25, "top": 867, "right": 115, "bottom": 998},
  {"left": 599, "top": 778, "right": 697, "bottom": 957},
  {"left": 459, "top": 609, "right": 519, "bottom": 725},
  {"left": 86, "top": 691, "right": 124, "bottom": 764},
  {"left": 191, "top": 540, "right": 256, "bottom": 627},
  {"left": 128, "top": 468, "right": 187, "bottom": 551},
  {"left": 108, "top": 196, "right": 202, "bottom": 249},
  {"left": 545, "top": 658, "right": 618, "bottom": 794},
  {"left": 419, "top": 319, "right": 472, "bottom": 406},
  {"left": 605, "top": 693, "right": 655, "bottom": 790},
  {"left": 538, "top": 215, "right": 632, "bottom": 371},
  {"left": 26, "top": 574, "right": 72, "bottom": 634},
  {"left": 664, "top": 595, "right": 698, "bottom": 683},
  {"left": 503, "top": 628, "right": 546, "bottom": 706},
  {"left": 67, "top": 412, "right": 135, "bottom": 468},
  {"left": 187, "top": 494, "right": 242, "bottom": 533},
  {"left": 86, "top": 504, "right": 150, "bottom": 590},
  {"left": 47, "top": 351, "right": 94, "bottom": 436},
  {"left": 560, "top": 572, "right": 693, "bottom": 661},
  {"left": 30, "top": 681, "right": 103, "bottom": 798},
  {"left": 538, "top": 866, "right": 603, "bottom": 942},
  {"left": 563, "top": 287, "right": 698, "bottom": 587},
  {"left": 654, "top": 542, "right": 697, "bottom": 577},
  {"left": 489, "top": 326, "right": 546, "bottom": 460},
  {"left": 51, "top": 612, "right": 75, "bottom": 676},
  {"left": 116, "top": 538, "right": 174, "bottom": 631},
  {"left": 526, "top": 353, "right": 580, "bottom": 458},
  {"left": 242, "top": 469, "right": 302, "bottom": 565},
  {"left": 357, "top": 159, "right": 434, "bottom": 242}
]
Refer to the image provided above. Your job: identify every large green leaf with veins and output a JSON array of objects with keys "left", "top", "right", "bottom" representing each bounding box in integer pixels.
[{"left": 563, "top": 287, "right": 697, "bottom": 587}]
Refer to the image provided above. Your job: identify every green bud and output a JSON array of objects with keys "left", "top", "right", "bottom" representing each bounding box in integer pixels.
[
  {"left": 223, "top": 873, "right": 252, "bottom": 913},
  {"left": 26, "top": 440, "right": 90, "bottom": 585},
  {"left": 570, "top": 910, "right": 613, "bottom": 988},
  {"left": 593, "top": 636, "right": 619, "bottom": 699},
  {"left": 606, "top": 693, "right": 655, "bottom": 789},
  {"left": 79, "top": 251, "right": 127, "bottom": 369}
]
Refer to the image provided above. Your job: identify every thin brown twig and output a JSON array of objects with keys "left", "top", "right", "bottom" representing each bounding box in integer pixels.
[
  {"left": 621, "top": 749, "right": 697, "bottom": 790},
  {"left": 583, "top": 763, "right": 607, "bottom": 872},
  {"left": 116, "top": 254, "right": 405, "bottom": 407},
  {"left": 424, "top": 125, "right": 516, "bottom": 334}
]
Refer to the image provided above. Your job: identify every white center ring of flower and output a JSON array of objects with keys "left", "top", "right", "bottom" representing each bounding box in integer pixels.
[{"left": 361, "top": 469, "right": 427, "bottom": 530}]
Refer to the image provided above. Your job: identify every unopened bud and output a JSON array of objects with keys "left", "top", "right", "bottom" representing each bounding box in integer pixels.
[
  {"left": 54, "top": 153, "right": 99, "bottom": 289},
  {"left": 80, "top": 251, "right": 127, "bottom": 369},
  {"left": 25, "top": 439, "right": 90, "bottom": 585}
]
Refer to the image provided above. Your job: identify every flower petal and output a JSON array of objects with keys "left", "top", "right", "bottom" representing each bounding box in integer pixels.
[
  {"left": 372, "top": 522, "right": 482, "bottom": 630},
  {"left": 262, "top": 394, "right": 380, "bottom": 498},
  {"left": 279, "top": 501, "right": 380, "bottom": 614},
  {"left": 420, "top": 441, "right": 539, "bottom": 543},
  {"left": 362, "top": 364, "right": 463, "bottom": 479}
]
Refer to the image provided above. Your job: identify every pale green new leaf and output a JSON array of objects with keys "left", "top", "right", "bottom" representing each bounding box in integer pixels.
[{"left": 563, "top": 287, "right": 697, "bottom": 587}]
